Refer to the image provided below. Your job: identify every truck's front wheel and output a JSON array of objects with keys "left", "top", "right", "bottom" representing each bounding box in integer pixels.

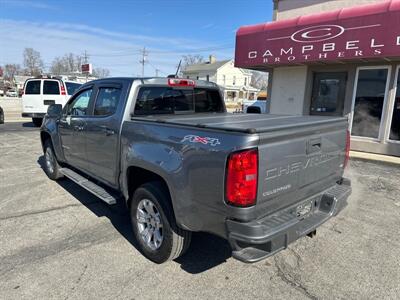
[
  {"left": 43, "top": 140, "right": 63, "bottom": 180},
  {"left": 130, "top": 182, "right": 191, "bottom": 264}
]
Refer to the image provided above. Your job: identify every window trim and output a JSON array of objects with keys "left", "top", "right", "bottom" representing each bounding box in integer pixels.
[
  {"left": 349, "top": 65, "right": 392, "bottom": 142},
  {"left": 386, "top": 65, "right": 400, "bottom": 144}
]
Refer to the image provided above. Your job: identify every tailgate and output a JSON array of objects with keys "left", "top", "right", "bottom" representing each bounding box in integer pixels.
[{"left": 256, "top": 117, "right": 348, "bottom": 215}]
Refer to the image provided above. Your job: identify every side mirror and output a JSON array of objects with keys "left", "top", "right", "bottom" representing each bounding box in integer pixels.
[{"left": 47, "top": 104, "right": 62, "bottom": 117}]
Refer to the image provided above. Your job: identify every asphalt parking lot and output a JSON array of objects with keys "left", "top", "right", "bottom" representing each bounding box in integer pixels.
[{"left": 1, "top": 122, "right": 400, "bottom": 300}]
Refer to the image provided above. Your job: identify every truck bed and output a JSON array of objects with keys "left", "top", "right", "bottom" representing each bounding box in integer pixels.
[
  {"left": 129, "top": 112, "right": 348, "bottom": 223},
  {"left": 131, "top": 113, "right": 346, "bottom": 134}
]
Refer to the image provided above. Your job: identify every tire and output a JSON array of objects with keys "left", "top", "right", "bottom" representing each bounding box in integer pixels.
[
  {"left": 130, "top": 181, "right": 192, "bottom": 264},
  {"left": 43, "top": 140, "right": 63, "bottom": 180},
  {"left": 247, "top": 106, "right": 261, "bottom": 114},
  {"left": 32, "top": 118, "right": 43, "bottom": 127}
]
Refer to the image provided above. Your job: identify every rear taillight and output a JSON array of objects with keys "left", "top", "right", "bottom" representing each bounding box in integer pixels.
[
  {"left": 60, "top": 83, "right": 66, "bottom": 95},
  {"left": 344, "top": 129, "right": 350, "bottom": 168},
  {"left": 225, "top": 148, "right": 258, "bottom": 207}
]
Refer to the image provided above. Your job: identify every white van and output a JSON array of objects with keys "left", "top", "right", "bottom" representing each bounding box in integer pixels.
[{"left": 22, "top": 77, "right": 82, "bottom": 126}]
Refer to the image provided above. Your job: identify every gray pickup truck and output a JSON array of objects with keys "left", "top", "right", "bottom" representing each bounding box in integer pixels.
[{"left": 40, "top": 77, "right": 351, "bottom": 263}]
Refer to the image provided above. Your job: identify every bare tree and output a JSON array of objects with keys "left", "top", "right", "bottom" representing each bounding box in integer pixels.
[
  {"left": 250, "top": 71, "right": 269, "bottom": 90},
  {"left": 23, "top": 48, "right": 44, "bottom": 76},
  {"left": 50, "top": 53, "right": 83, "bottom": 75},
  {"left": 179, "top": 54, "right": 204, "bottom": 75},
  {"left": 3, "top": 64, "right": 22, "bottom": 81},
  {"left": 181, "top": 54, "right": 204, "bottom": 68},
  {"left": 92, "top": 68, "right": 110, "bottom": 78}
]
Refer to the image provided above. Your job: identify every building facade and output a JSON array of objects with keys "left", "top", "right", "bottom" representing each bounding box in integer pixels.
[
  {"left": 235, "top": 0, "right": 400, "bottom": 157},
  {"left": 182, "top": 56, "right": 259, "bottom": 103}
]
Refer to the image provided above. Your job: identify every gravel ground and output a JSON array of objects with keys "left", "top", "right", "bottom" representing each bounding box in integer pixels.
[{"left": 0, "top": 122, "right": 399, "bottom": 300}]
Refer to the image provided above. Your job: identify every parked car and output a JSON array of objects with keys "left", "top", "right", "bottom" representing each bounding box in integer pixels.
[
  {"left": 40, "top": 77, "right": 351, "bottom": 264},
  {"left": 0, "top": 89, "right": 4, "bottom": 97},
  {"left": 22, "top": 76, "right": 82, "bottom": 127},
  {"left": 0, "top": 106, "right": 4, "bottom": 124},
  {"left": 6, "top": 90, "right": 18, "bottom": 97}
]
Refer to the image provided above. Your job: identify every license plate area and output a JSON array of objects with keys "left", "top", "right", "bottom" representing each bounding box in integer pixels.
[
  {"left": 44, "top": 100, "right": 55, "bottom": 105},
  {"left": 290, "top": 196, "right": 318, "bottom": 220}
]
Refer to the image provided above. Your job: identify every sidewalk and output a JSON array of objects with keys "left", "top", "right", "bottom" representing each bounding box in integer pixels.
[{"left": 350, "top": 150, "right": 400, "bottom": 166}]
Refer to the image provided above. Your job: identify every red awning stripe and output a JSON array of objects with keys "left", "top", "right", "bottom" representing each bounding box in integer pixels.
[
  {"left": 237, "top": 0, "right": 399, "bottom": 36},
  {"left": 235, "top": 0, "right": 400, "bottom": 68}
]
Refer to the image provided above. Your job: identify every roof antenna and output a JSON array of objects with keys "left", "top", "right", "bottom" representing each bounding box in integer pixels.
[{"left": 175, "top": 59, "right": 182, "bottom": 77}]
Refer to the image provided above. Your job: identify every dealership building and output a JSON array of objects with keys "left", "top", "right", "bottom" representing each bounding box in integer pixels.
[{"left": 235, "top": 0, "right": 400, "bottom": 156}]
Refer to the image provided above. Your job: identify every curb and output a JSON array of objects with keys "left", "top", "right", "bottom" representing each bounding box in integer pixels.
[{"left": 350, "top": 151, "right": 400, "bottom": 166}]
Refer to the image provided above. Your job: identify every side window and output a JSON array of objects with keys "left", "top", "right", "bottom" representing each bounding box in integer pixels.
[
  {"left": 66, "top": 89, "right": 92, "bottom": 116},
  {"left": 43, "top": 80, "right": 60, "bottom": 95},
  {"left": 25, "top": 80, "right": 41, "bottom": 94},
  {"left": 94, "top": 87, "right": 121, "bottom": 116}
]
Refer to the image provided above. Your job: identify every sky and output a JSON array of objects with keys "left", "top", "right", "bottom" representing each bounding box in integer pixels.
[{"left": 0, "top": 0, "right": 273, "bottom": 76}]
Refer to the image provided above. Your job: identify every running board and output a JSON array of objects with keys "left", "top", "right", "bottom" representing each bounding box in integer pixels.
[{"left": 60, "top": 168, "right": 117, "bottom": 205}]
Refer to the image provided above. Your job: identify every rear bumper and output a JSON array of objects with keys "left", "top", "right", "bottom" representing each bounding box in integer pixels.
[
  {"left": 22, "top": 113, "right": 45, "bottom": 118},
  {"left": 227, "top": 178, "right": 351, "bottom": 263}
]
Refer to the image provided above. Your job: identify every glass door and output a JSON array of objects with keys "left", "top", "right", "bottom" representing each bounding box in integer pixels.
[
  {"left": 310, "top": 72, "right": 347, "bottom": 116},
  {"left": 351, "top": 67, "right": 390, "bottom": 140},
  {"left": 388, "top": 66, "right": 400, "bottom": 142}
]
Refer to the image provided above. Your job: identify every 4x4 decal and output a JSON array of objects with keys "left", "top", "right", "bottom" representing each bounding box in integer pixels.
[{"left": 181, "top": 135, "right": 221, "bottom": 147}]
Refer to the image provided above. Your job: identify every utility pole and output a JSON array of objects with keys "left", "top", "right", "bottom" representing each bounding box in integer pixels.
[
  {"left": 83, "top": 50, "right": 89, "bottom": 83},
  {"left": 139, "top": 47, "right": 148, "bottom": 77},
  {"left": 83, "top": 50, "right": 89, "bottom": 64}
]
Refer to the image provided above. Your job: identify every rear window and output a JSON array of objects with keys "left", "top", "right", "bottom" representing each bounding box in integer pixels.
[
  {"left": 65, "top": 82, "right": 82, "bottom": 95},
  {"left": 25, "top": 80, "right": 41, "bottom": 95},
  {"left": 43, "top": 80, "right": 60, "bottom": 95},
  {"left": 134, "top": 87, "right": 223, "bottom": 115}
]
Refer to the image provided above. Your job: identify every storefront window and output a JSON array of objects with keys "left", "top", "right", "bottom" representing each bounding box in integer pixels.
[
  {"left": 310, "top": 72, "right": 346, "bottom": 116},
  {"left": 351, "top": 68, "right": 389, "bottom": 139},
  {"left": 389, "top": 68, "right": 400, "bottom": 141}
]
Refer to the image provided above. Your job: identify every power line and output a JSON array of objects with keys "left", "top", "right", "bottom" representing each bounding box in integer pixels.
[
  {"left": 147, "top": 61, "right": 168, "bottom": 76},
  {"left": 88, "top": 43, "right": 234, "bottom": 57}
]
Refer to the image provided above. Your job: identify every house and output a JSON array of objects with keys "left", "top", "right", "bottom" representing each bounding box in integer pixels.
[
  {"left": 13, "top": 75, "right": 33, "bottom": 91},
  {"left": 182, "top": 56, "right": 259, "bottom": 103}
]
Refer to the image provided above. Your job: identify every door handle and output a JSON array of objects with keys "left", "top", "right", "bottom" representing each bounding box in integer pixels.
[
  {"left": 307, "top": 138, "right": 322, "bottom": 154},
  {"left": 100, "top": 126, "right": 115, "bottom": 136}
]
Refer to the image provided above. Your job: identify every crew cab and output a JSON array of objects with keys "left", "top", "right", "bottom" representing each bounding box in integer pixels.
[
  {"left": 22, "top": 76, "right": 81, "bottom": 126},
  {"left": 40, "top": 77, "right": 351, "bottom": 263}
]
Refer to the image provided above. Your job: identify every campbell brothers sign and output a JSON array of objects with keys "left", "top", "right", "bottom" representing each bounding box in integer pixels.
[{"left": 235, "top": 2, "right": 400, "bottom": 67}]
